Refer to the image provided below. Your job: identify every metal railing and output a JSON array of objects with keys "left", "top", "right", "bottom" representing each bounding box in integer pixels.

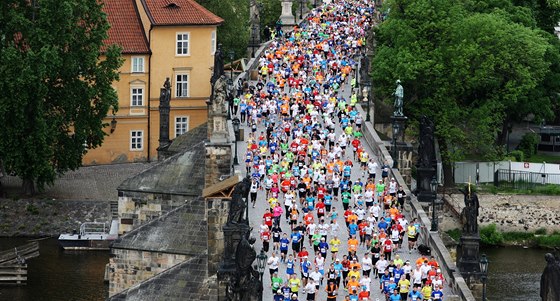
[{"left": 494, "top": 169, "right": 560, "bottom": 190}]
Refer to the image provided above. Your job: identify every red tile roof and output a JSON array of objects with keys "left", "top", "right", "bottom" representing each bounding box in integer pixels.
[
  {"left": 102, "top": 0, "right": 150, "bottom": 54},
  {"left": 141, "top": 0, "right": 224, "bottom": 26}
]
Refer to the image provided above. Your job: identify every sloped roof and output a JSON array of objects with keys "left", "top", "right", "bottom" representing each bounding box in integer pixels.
[
  {"left": 108, "top": 254, "right": 213, "bottom": 301},
  {"left": 118, "top": 123, "right": 207, "bottom": 196},
  {"left": 111, "top": 199, "right": 207, "bottom": 254},
  {"left": 102, "top": 0, "right": 150, "bottom": 54},
  {"left": 140, "top": 0, "right": 224, "bottom": 26}
]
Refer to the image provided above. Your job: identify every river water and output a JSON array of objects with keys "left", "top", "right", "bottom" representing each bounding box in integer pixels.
[
  {"left": 482, "top": 246, "right": 547, "bottom": 301},
  {"left": 0, "top": 238, "right": 108, "bottom": 301},
  {"left": 0, "top": 238, "right": 549, "bottom": 300}
]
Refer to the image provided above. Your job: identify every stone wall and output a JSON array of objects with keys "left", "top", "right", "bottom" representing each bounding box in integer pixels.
[
  {"left": 117, "top": 191, "right": 192, "bottom": 234},
  {"left": 108, "top": 248, "right": 190, "bottom": 297},
  {"left": 204, "top": 144, "right": 233, "bottom": 189},
  {"left": 0, "top": 198, "right": 111, "bottom": 237},
  {"left": 207, "top": 198, "right": 229, "bottom": 276},
  {"left": 446, "top": 193, "right": 560, "bottom": 232}
]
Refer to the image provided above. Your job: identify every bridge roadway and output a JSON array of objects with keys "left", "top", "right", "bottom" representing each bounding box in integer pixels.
[
  {"left": 231, "top": 4, "right": 452, "bottom": 301},
  {"left": 232, "top": 81, "right": 452, "bottom": 300}
]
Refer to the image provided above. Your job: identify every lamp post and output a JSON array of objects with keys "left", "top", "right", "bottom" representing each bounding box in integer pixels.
[
  {"left": 430, "top": 177, "right": 438, "bottom": 232},
  {"left": 480, "top": 254, "right": 489, "bottom": 301},
  {"left": 232, "top": 117, "right": 240, "bottom": 165},
  {"left": 392, "top": 121, "right": 398, "bottom": 168},
  {"left": 256, "top": 249, "right": 268, "bottom": 281},
  {"left": 299, "top": 0, "right": 305, "bottom": 20}
]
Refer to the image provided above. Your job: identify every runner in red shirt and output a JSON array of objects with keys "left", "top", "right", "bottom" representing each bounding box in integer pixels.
[
  {"left": 263, "top": 209, "right": 273, "bottom": 228},
  {"left": 316, "top": 200, "right": 326, "bottom": 220}
]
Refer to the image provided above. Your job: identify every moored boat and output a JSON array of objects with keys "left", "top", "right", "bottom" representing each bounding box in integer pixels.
[{"left": 58, "top": 220, "right": 118, "bottom": 250}]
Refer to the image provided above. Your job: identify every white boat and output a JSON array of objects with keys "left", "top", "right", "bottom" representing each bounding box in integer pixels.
[{"left": 58, "top": 220, "right": 118, "bottom": 250}]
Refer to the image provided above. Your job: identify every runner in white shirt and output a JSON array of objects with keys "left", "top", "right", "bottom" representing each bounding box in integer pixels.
[{"left": 361, "top": 253, "right": 373, "bottom": 277}]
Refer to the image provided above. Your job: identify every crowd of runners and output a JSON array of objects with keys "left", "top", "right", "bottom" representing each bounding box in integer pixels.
[{"left": 234, "top": 0, "right": 446, "bottom": 300}]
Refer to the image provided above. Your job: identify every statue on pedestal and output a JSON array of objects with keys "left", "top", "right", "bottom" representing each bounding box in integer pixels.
[
  {"left": 460, "top": 184, "right": 480, "bottom": 235},
  {"left": 540, "top": 250, "right": 560, "bottom": 301},
  {"left": 223, "top": 232, "right": 262, "bottom": 301},
  {"left": 393, "top": 80, "right": 404, "bottom": 116},
  {"left": 227, "top": 176, "right": 251, "bottom": 225}
]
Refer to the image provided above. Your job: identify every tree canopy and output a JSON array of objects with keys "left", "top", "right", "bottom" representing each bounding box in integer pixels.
[
  {"left": 198, "top": 0, "right": 281, "bottom": 59},
  {"left": 0, "top": 0, "right": 122, "bottom": 194},
  {"left": 372, "top": 0, "right": 560, "bottom": 167}
]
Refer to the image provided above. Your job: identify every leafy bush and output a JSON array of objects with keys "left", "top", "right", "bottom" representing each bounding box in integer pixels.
[
  {"left": 535, "top": 228, "right": 547, "bottom": 235},
  {"left": 446, "top": 228, "right": 461, "bottom": 241},
  {"left": 502, "top": 231, "right": 534, "bottom": 241},
  {"left": 480, "top": 224, "right": 504, "bottom": 245},
  {"left": 535, "top": 234, "right": 560, "bottom": 248},
  {"left": 507, "top": 150, "right": 524, "bottom": 162},
  {"left": 517, "top": 132, "right": 539, "bottom": 159}
]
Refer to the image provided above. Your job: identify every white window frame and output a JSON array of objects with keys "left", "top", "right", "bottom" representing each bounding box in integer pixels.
[
  {"left": 175, "top": 116, "right": 189, "bottom": 137},
  {"left": 175, "top": 73, "right": 189, "bottom": 98},
  {"left": 176, "top": 32, "right": 190, "bottom": 56},
  {"left": 131, "top": 56, "right": 145, "bottom": 73},
  {"left": 130, "top": 86, "right": 144, "bottom": 107},
  {"left": 211, "top": 30, "right": 216, "bottom": 55},
  {"left": 130, "top": 130, "right": 144, "bottom": 151}
]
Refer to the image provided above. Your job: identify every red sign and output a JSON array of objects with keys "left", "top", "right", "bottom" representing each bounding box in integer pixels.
[{"left": 524, "top": 162, "right": 530, "bottom": 168}]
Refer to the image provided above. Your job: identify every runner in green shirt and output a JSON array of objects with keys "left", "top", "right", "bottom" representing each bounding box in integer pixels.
[
  {"left": 271, "top": 272, "right": 283, "bottom": 293},
  {"left": 342, "top": 190, "right": 352, "bottom": 211}
]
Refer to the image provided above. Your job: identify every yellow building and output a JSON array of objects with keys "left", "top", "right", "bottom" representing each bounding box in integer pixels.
[{"left": 83, "top": 0, "right": 223, "bottom": 165}]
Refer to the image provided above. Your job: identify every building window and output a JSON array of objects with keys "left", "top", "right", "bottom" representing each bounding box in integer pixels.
[
  {"left": 175, "top": 116, "right": 189, "bottom": 137},
  {"left": 175, "top": 74, "right": 189, "bottom": 97},
  {"left": 131, "top": 87, "right": 144, "bottom": 106},
  {"left": 211, "top": 30, "right": 216, "bottom": 55},
  {"left": 131, "top": 57, "right": 144, "bottom": 73},
  {"left": 176, "top": 33, "right": 190, "bottom": 55},
  {"left": 130, "top": 130, "right": 143, "bottom": 151}
]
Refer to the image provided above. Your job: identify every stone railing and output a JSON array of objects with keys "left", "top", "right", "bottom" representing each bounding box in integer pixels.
[{"left": 356, "top": 104, "right": 475, "bottom": 301}]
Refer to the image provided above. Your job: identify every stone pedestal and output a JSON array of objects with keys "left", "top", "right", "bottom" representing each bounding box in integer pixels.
[
  {"left": 456, "top": 234, "right": 481, "bottom": 275},
  {"left": 280, "top": 0, "right": 296, "bottom": 29}
]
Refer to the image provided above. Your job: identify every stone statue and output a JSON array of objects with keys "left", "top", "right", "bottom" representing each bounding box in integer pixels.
[
  {"left": 227, "top": 176, "right": 251, "bottom": 225},
  {"left": 393, "top": 80, "right": 404, "bottom": 116},
  {"left": 227, "top": 234, "right": 262, "bottom": 301},
  {"left": 211, "top": 75, "right": 228, "bottom": 116},
  {"left": 460, "top": 185, "right": 480, "bottom": 235},
  {"left": 417, "top": 116, "right": 435, "bottom": 168},
  {"left": 540, "top": 250, "right": 560, "bottom": 301},
  {"left": 212, "top": 44, "right": 225, "bottom": 87}
]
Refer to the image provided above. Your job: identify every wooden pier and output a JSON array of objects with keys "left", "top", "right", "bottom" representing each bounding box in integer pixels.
[{"left": 0, "top": 241, "right": 39, "bottom": 285}]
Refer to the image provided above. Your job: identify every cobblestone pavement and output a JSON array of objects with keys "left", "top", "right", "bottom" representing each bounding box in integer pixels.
[{"left": 0, "top": 162, "right": 154, "bottom": 201}]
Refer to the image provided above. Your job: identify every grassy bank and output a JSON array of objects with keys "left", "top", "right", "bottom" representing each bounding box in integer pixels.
[
  {"left": 446, "top": 224, "right": 560, "bottom": 248},
  {"left": 476, "top": 183, "right": 560, "bottom": 195}
]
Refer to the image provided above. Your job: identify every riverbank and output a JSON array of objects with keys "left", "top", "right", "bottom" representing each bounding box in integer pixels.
[
  {"left": 0, "top": 198, "right": 111, "bottom": 237},
  {"left": 446, "top": 224, "right": 560, "bottom": 248},
  {"left": 445, "top": 193, "right": 560, "bottom": 233}
]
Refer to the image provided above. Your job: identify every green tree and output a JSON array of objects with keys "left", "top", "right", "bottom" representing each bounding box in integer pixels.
[
  {"left": 372, "top": 0, "right": 557, "bottom": 183},
  {"left": 0, "top": 0, "right": 122, "bottom": 194},
  {"left": 198, "top": 0, "right": 249, "bottom": 59},
  {"left": 198, "top": 0, "right": 281, "bottom": 59}
]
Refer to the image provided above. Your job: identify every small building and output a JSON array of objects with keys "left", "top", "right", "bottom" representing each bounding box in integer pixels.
[
  {"left": 83, "top": 0, "right": 223, "bottom": 165},
  {"left": 538, "top": 126, "right": 560, "bottom": 152}
]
